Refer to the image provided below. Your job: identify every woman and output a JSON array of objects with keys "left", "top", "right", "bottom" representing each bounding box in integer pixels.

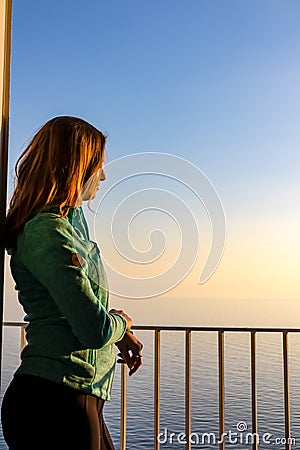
[{"left": 1, "top": 116, "right": 143, "bottom": 450}]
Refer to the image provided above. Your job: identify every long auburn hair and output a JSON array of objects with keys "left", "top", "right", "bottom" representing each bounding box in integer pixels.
[{"left": 3, "top": 116, "right": 106, "bottom": 250}]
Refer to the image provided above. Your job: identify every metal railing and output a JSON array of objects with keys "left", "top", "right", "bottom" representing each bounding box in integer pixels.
[
  {"left": 128, "top": 325, "right": 298, "bottom": 450},
  {"left": 2, "top": 322, "right": 299, "bottom": 450}
]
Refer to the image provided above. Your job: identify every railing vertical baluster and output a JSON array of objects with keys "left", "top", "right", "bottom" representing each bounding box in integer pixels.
[
  {"left": 283, "top": 331, "right": 291, "bottom": 450},
  {"left": 120, "top": 362, "right": 127, "bottom": 450},
  {"left": 185, "top": 330, "right": 191, "bottom": 450},
  {"left": 154, "top": 329, "right": 161, "bottom": 450},
  {"left": 218, "top": 330, "right": 225, "bottom": 450},
  {"left": 20, "top": 325, "right": 26, "bottom": 353},
  {"left": 20, "top": 324, "right": 26, "bottom": 362},
  {"left": 251, "top": 331, "right": 258, "bottom": 450}
]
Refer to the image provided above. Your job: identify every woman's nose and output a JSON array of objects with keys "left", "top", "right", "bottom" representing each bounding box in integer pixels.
[{"left": 100, "top": 168, "right": 106, "bottom": 181}]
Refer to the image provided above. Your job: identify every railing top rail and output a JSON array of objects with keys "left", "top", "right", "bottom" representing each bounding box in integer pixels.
[
  {"left": 132, "top": 325, "right": 300, "bottom": 332},
  {"left": 2, "top": 321, "right": 300, "bottom": 332}
]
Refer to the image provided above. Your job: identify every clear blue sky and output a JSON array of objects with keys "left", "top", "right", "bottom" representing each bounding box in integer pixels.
[
  {"left": 9, "top": 0, "right": 300, "bottom": 186},
  {"left": 5, "top": 0, "right": 300, "bottom": 322},
  {"left": 8, "top": 1, "right": 300, "bottom": 215}
]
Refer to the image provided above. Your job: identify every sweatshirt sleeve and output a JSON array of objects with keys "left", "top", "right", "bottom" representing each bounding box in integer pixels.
[{"left": 18, "top": 214, "right": 127, "bottom": 349}]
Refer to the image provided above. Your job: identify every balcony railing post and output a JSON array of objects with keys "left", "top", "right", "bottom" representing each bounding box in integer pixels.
[
  {"left": 154, "top": 329, "right": 161, "bottom": 450},
  {"left": 120, "top": 362, "right": 127, "bottom": 450},
  {"left": 283, "top": 331, "right": 291, "bottom": 450},
  {"left": 185, "top": 330, "right": 191, "bottom": 450},
  {"left": 218, "top": 330, "right": 225, "bottom": 450},
  {"left": 20, "top": 324, "right": 26, "bottom": 361},
  {"left": 250, "top": 330, "right": 258, "bottom": 450},
  {"left": 0, "top": 0, "right": 13, "bottom": 389}
]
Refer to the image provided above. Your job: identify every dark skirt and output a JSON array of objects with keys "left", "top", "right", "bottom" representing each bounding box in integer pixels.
[{"left": 1, "top": 373, "right": 115, "bottom": 450}]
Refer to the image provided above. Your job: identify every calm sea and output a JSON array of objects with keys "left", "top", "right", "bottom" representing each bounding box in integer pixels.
[{"left": 1, "top": 327, "right": 300, "bottom": 449}]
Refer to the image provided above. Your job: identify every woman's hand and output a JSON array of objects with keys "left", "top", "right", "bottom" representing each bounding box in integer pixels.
[
  {"left": 115, "top": 332, "right": 143, "bottom": 376},
  {"left": 109, "top": 309, "right": 133, "bottom": 330}
]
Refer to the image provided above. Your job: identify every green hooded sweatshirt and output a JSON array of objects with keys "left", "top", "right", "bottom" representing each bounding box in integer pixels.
[{"left": 7, "top": 205, "right": 127, "bottom": 400}]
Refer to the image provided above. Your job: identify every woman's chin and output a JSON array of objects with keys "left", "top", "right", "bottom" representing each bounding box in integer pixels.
[{"left": 85, "top": 194, "right": 96, "bottom": 201}]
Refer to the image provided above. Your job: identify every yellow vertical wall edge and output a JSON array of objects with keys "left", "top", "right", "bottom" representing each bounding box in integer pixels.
[{"left": 0, "top": 0, "right": 13, "bottom": 387}]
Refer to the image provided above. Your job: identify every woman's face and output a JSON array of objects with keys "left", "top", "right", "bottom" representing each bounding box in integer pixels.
[{"left": 81, "top": 168, "right": 106, "bottom": 201}]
